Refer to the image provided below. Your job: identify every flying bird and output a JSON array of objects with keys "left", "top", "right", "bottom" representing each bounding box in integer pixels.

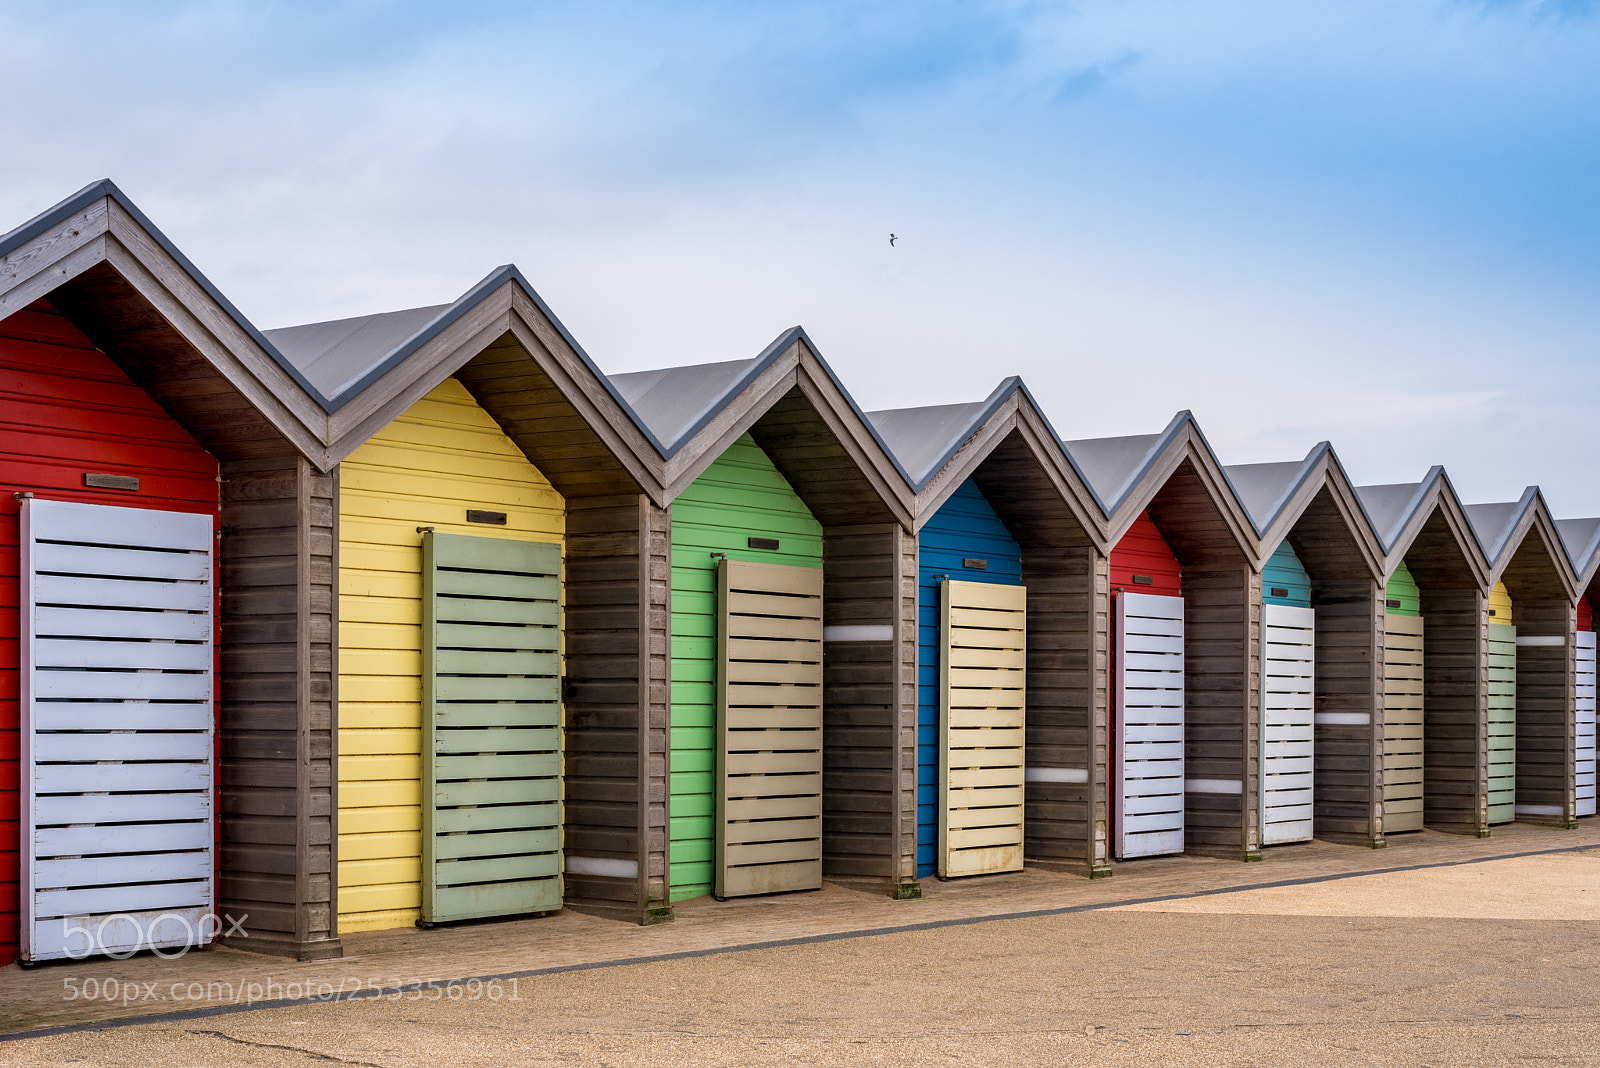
[{"left": 889, "top": 233, "right": 897, "bottom": 246}]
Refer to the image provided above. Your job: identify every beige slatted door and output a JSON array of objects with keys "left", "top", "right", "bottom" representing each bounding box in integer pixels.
[
  {"left": 938, "top": 579, "right": 1026, "bottom": 878},
  {"left": 1382, "top": 614, "right": 1426, "bottom": 833},
  {"left": 716, "top": 559, "right": 824, "bottom": 898}
]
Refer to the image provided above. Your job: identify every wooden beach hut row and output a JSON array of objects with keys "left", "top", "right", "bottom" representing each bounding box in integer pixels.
[{"left": 6, "top": 181, "right": 1600, "bottom": 967}]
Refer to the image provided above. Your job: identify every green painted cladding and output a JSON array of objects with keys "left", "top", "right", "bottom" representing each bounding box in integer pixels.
[
  {"left": 669, "top": 433, "right": 824, "bottom": 901},
  {"left": 1262, "top": 541, "right": 1312, "bottom": 608},
  {"left": 1385, "top": 561, "right": 1422, "bottom": 617}
]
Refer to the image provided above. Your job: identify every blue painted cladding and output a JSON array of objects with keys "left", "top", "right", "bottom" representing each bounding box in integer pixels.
[
  {"left": 916, "top": 479, "right": 1022, "bottom": 878},
  {"left": 1262, "top": 540, "right": 1312, "bottom": 608}
]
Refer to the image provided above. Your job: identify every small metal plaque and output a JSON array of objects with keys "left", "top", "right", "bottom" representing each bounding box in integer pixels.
[
  {"left": 748, "top": 537, "right": 780, "bottom": 551},
  {"left": 1489, "top": 609, "right": 1497, "bottom": 617},
  {"left": 962, "top": 558, "right": 988, "bottom": 570},
  {"left": 1131, "top": 575, "right": 1154, "bottom": 586},
  {"left": 1386, "top": 599, "right": 1403, "bottom": 609},
  {"left": 84, "top": 473, "right": 139, "bottom": 491},
  {"left": 1270, "top": 587, "right": 1289, "bottom": 599},
  {"left": 466, "top": 510, "right": 508, "bottom": 525}
]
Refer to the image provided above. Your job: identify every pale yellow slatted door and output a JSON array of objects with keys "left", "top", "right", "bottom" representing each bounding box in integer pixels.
[
  {"left": 716, "top": 559, "right": 825, "bottom": 898},
  {"left": 939, "top": 579, "right": 1026, "bottom": 877},
  {"left": 1382, "top": 614, "right": 1426, "bottom": 833}
]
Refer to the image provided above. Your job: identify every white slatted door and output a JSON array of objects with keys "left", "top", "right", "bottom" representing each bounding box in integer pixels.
[
  {"left": 21, "top": 498, "right": 215, "bottom": 962},
  {"left": 1115, "top": 592, "right": 1185, "bottom": 859},
  {"left": 1382, "top": 614, "right": 1426, "bottom": 833},
  {"left": 1576, "top": 631, "right": 1596, "bottom": 819},
  {"left": 938, "top": 579, "right": 1026, "bottom": 878},
  {"left": 1261, "top": 604, "right": 1315, "bottom": 845},
  {"left": 716, "top": 559, "right": 824, "bottom": 898}
]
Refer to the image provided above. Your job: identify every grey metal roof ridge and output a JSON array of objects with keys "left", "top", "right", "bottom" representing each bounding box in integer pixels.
[
  {"left": 1, "top": 179, "right": 329, "bottom": 411},
  {"left": 878, "top": 377, "right": 1019, "bottom": 494},
  {"left": 1557, "top": 518, "right": 1600, "bottom": 585},
  {"left": 1065, "top": 409, "right": 1192, "bottom": 519}
]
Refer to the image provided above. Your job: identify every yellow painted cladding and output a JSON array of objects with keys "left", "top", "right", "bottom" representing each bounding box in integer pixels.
[
  {"left": 338, "top": 378, "right": 564, "bottom": 933},
  {"left": 1489, "top": 581, "right": 1514, "bottom": 625}
]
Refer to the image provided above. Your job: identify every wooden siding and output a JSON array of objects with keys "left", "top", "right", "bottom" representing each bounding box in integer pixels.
[
  {"left": 337, "top": 378, "right": 563, "bottom": 932},
  {"left": 0, "top": 302, "right": 220, "bottom": 966},
  {"left": 1420, "top": 587, "right": 1489, "bottom": 833},
  {"left": 1020, "top": 547, "right": 1105, "bottom": 874},
  {"left": 668, "top": 435, "right": 822, "bottom": 901},
  {"left": 1513, "top": 599, "right": 1576, "bottom": 825},
  {"left": 218, "top": 457, "right": 340, "bottom": 959},
  {"left": 821, "top": 524, "right": 915, "bottom": 893},
  {"left": 1310, "top": 578, "right": 1383, "bottom": 842},
  {"left": 915, "top": 480, "right": 1021, "bottom": 877},
  {"left": 1578, "top": 598, "right": 1593, "bottom": 633},
  {"left": 563, "top": 495, "right": 670, "bottom": 922},
  {"left": 1182, "top": 564, "right": 1261, "bottom": 857},
  {"left": 1262, "top": 541, "right": 1312, "bottom": 608}
]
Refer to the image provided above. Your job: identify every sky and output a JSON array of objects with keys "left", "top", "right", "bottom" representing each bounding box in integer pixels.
[{"left": 3, "top": 1, "right": 1599, "bottom": 514}]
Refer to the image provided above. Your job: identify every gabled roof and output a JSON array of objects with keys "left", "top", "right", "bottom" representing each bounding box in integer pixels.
[
  {"left": 1463, "top": 487, "right": 1579, "bottom": 599},
  {"left": 1223, "top": 443, "right": 1385, "bottom": 579},
  {"left": 1355, "top": 467, "right": 1491, "bottom": 588},
  {"left": 1062, "top": 411, "right": 1258, "bottom": 562},
  {"left": 263, "top": 266, "right": 670, "bottom": 501},
  {"left": 0, "top": 179, "right": 329, "bottom": 463},
  {"left": 617, "top": 327, "right": 915, "bottom": 527},
  {"left": 865, "top": 379, "right": 1105, "bottom": 549}
]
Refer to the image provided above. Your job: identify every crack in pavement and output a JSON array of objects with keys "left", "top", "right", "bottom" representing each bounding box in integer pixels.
[{"left": 189, "top": 1029, "right": 388, "bottom": 1067}]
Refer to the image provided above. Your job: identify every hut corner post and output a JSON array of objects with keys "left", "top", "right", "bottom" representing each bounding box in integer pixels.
[
  {"left": 820, "top": 523, "right": 921, "bottom": 899},
  {"left": 1312, "top": 577, "right": 1387, "bottom": 849},
  {"left": 217, "top": 457, "right": 343, "bottom": 961},
  {"left": 562, "top": 495, "right": 674, "bottom": 925}
]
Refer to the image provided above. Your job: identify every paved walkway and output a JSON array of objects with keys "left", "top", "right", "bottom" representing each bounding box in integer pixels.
[{"left": 2, "top": 821, "right": 1596, "bottom": 1040}]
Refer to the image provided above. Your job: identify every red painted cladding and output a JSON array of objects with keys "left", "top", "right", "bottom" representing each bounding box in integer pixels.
[
  {"left": 1579, "top": 597, "right": 1593, "bottom": 633},
  {"left": 0, "top": 301, "right": 220, "bottom": 966},
  {"left": 1109, "top": 511, "right": 1182, "bottom": 597}
]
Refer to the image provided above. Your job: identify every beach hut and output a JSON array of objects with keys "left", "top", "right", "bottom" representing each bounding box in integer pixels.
[
  {"left": 1556, "top": 518, "right": 1600, "bottom": 819},
  {"left": 1062, "top": 414, "right": 1260, "bottom": 861},
  {"left": 1224, "top": 445, "right": 1387, "bottom": 849},
  {"left": 867, "top": 380, "right": 1107, "bottom": 879},
  {"left": 609, "top": 330, "right": 915, "bottom": 902},
  {"left": 1467, "top": 491, "right": 1581, "bottom": 828},
  {"left": 0, "top": 182, "right": 337, "bottom": 962},
  {"left": 1356, "top": 470, "right": 1492, "bottom": 837},
  {"left": 263, "top": 272, "right": 667, "bottom": 930}
]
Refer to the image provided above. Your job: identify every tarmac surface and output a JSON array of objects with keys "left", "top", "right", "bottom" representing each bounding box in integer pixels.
[{"left": 3, "top": 824, "right": 1599, "bottom": 1066}]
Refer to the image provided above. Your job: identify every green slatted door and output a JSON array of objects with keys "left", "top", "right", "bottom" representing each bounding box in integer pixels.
[
  {"left": 939, "top": 579, "right": 1026, "bottom": 878},
  {"left": 1487, "top": 623, "right": 1517, "bottom": 825},
  {"left": 716, "top": 558, "right": 825, "bottom": 899},
  {"left": 423, "top": 532, "right": 562, "bottom": 923}
]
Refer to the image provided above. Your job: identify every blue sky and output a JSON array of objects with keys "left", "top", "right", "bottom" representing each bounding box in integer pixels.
[{"left": 4, "top": 1, "right": 1599, "bottom": 512}]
